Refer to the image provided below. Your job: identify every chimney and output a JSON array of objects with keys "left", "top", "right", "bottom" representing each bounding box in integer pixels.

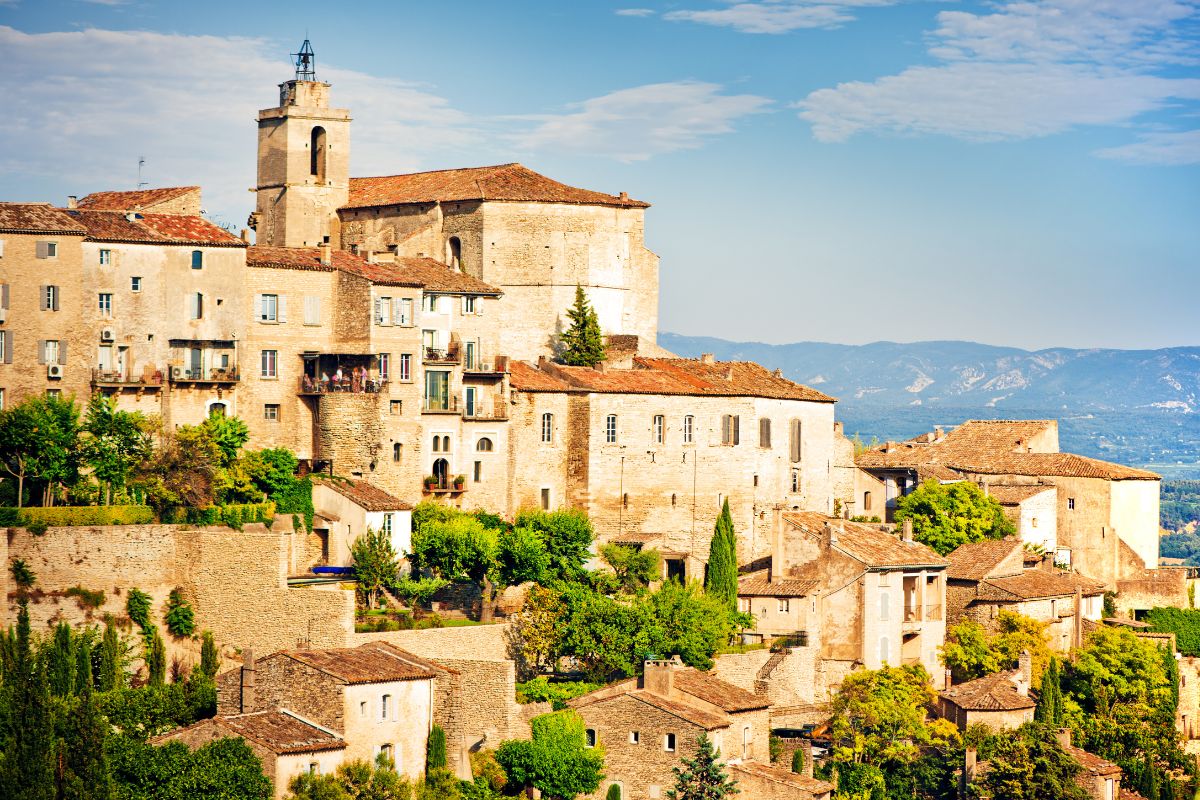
[
  {"left": 834, "top": 421, "right": 844, "bottom": 436},
  {"left": 773, "top": 368, "right": 782, "bottom": 378},
  {"left": 1057, "top": 728, "right": 1072, "bottom": 749},
  {"left": 700, "top": 353, "right": 715, "bottom": 365},
  {"left": 945, "top": 668, "right": 953, "bottom": 688},
  {"left": 643, "top": 656, "right": 683, "bottom": 699},
  {"left": 724, "top": 367, "right": 734, "bottom": 381},
  {"left": 240, "top": 648, "right": 256, "bottom": 713},
  {"left": 1018, "top": 649, "right": 1032, "bottom": 694},
  {"left": 67, "top": 195, "right": 78, "bottom": 209},
  {"left": 823, "top": 521, "right": 840, "bottom": 549},
  {"left": 619, "top": 191, "right": 629, "bottom": 201},
  {"left": 239, "top": 228, "right": 249, "bottom": 242},
  {"left": 902, "top": 518, "right": 913, "bottom": 543},
  {"left": 934, "top": 426, "right": 944, "bottom": 440},
  {"left": 320, "top": 243, "right": 332, "bottom": 266},
  {"left": 537, "top": 355, "right": 548, "bottom": 369},
  {"left": 964, "top": 747, "right": 977, "bottom": 785},
  {"left": 884, "top": 441, "right": 895, "bottom": 453}
]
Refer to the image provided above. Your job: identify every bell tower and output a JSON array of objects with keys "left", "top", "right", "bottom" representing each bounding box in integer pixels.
[{"left": 251, "top": 40, "right": 351, "bottom": 248}]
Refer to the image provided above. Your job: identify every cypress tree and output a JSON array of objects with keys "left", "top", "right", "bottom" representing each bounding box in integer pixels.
[
  {"left": 48, "top": 621, "right": 75, "bottom": 697},
  {"left": 705, "top": 500, "right": 738, "bottom": 613},
  {"left": 98, "top": 618, "right": 121, "bottom": 692},
  {"left": 1036, "top": 658, "right": 1062, "bottom": 726},
  {"left": 1139, "top": 751, "right": 1158, "bottom": 800},
  {"left": 791, "top": 748, "right": 805, "bottom": 774},
  {"left": 200, "top": 630, "right": 219, "bottom": 679},
  {"left": 146, "top": 629, "right": 167, "bottom": 687},
  {"left": 666, "top": 733, "right": 738, "bottom": 800},
  {"left": 75, "top": 637, "right": 93, "bottom": 695},
  {"left": 0, "top": 600, "right": 56, "bottom": 800},
  {"left": 560, "top": 285, "right": 607, "bottom": 367},
  {"left": 606, "top": 784, "right": 622, "bottom": 800},
  {"left": 427, "top": 724, "right": 448, "bottom": 773},
  {"left": 59, "top": 684, "right": 114, "bottom": 800}
]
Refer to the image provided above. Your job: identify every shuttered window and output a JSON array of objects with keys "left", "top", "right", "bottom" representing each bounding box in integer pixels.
[
  {"left": 721, "top": 415, "right": 740, "bottom": 445},
  {"left": 759, "top": 418, "right": 771, "bottom": 448},
  {"left": 304, "top": 295, "right": 321, "bottom": 325},
  {"left": 789, "top": 420, "right": 802, "bottom": 463}
]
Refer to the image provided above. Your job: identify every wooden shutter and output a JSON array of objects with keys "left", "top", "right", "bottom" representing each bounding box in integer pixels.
[
  {"left": 790, "top": 420, "right": 803, "bottom": 463},
  {"left": 51, "top": 286, "right": 59, "bottom": 311},
  {"left": 3, "top": 332, "right": 11, "bottom": 364},
  {"left": 277, "top": 295, "right": 287, "bottom": 323},
  {"left": 733, "top": 415, "right": 740, "bottom": 445},
  {"left": 392, "top": 297, "right": 403, "bottom": 325},
  {"left": 60, "top": 341, "right": 67, "bottom": 364},
  {"left": 40, "top": 286, "right": 48, "bottom": 311},
  {"left": 374, "top": 297, "right": 382, "bottom": 325},
  {"left": 1, "top": 283, "right": 8, "bottom": 309},
  {"left": 36, "top": 241, "right": 48, "bottom": 259},
  {"left": 38, "top": 340, "right": 46, "bottom": 364},
  {"left": 255, "top": 294, "right": 264, "bottom": 320}
]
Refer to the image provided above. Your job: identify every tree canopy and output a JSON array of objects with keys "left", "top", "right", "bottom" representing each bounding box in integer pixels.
[
  {"left": 665, "top": 733, "right": 737, "bottom": 800},
  {"left": 941, "top": 611, "right": 1051, "bottom": 687},
  {"left": 495, "top": 710, "right": 604, "bottom": 800},
  {"left": 893, "top": 480, "right": 1015, "bottom": 555},
  {"left": 559, "top": 285, "right": 607, "bottom": 368},
  {"left": 704, "top": 500, "right": 737, "bottom": 613}
]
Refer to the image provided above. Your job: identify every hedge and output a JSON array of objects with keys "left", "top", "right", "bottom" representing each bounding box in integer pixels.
[
  {"left": 167, "top": 502, "right": 276, "bottom": 529},
  {"left": 1144, "top": 607, "right": 1200, "bottom": 656},
  {"left": 0, "top": 506, "right": 155, "bottom": 527}
]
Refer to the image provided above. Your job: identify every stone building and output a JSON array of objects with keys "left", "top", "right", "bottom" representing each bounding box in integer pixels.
[
  {"left": 216, "top": 642, "right": 451, "bottom": 780},
  {"left": 311, "top": 477, "right": 413, "bottom": 567},
  {"left": 936, "top": 658, "right": 1035, "bottom": 732}
]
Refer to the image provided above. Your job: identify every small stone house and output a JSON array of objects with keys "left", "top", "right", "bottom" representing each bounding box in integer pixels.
[
  {"left": 154, "top": 709, "right": 346, "bottom": 799},
  {"left": 569, "top": 657, "right": 774, "bottom": 800},
  {"left": 311, "top": 476, "right": 414, "bottom": 567},
  {"left": 1058, "top": 729, "right": 1125, "bottom": 800},
  {"left": 216, "top": 641, "right": 452, "bottom": 781},
  {"left": 936, "top": 654, "right": 1035, "bottom": 731},
  {"left": 727, "top": 760, "right": 832, "bottom": 800}
]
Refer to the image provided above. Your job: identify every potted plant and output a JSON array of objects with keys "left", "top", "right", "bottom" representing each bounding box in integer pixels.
[
  {"left": 453, "top": 474, "right": 466, "bottom": 490},
  {"left": 424, "top": 475, "right": 438, "bottom": 490}
]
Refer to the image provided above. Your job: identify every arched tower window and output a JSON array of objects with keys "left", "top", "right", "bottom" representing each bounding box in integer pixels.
[
  {"left": 310, "top": 126, "right": 327, "bottom": 182},
  {"left": 447, "top": 237, "right": 462, "bottom": 270}
]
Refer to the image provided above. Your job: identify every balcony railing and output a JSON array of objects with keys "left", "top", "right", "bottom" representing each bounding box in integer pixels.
[
  {"left": 463, "top": 355, "right": 509, "bottom": 376},
  {"left": 423, "top": 346, "right": 461, "bottom": 365},
  {"left": 298, "top": 376, "right": 388, "bottom": 396},
  {"left": 463, "top": 404, "right": 509, "bottom": 422},
  {"left": 422, "top": 394, "right": 460, "bottom": 414},
  {"left": 924, "top": 605, "right": 942, "bottom": 621},
  {"left": 91, "top": 367, "right": 164, "bottom": 388},
  {"left": 169, "top": 366, "right": 239, "bottom": 384}
]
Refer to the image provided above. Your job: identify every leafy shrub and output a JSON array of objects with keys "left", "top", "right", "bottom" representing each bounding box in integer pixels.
[
  {"left": 164, "top": 588, "right": 196, "bottom": 638},
  {"left": 26, "top": 519, "right": 49, "bottom": 535},
  {"left": 167, "top": 502, "right": 275, "bottom": 529},
  {"left": 1144, "top": 607, "right": 1200, "bottom": 656},
  {"left": 0, "top": 505, "right": 154, "bottom": 527},
  {"left": 515, "top": 677, "right": 601, "bottom": 709},
  {"left": 65, "top": 585, "right": 106, "bottom": 609},
  {"left": 9, "top": 558, "right": 36, "bottom": 589},
  {"left": 126, "top": 588, "right": 153, "bottom": 633}
]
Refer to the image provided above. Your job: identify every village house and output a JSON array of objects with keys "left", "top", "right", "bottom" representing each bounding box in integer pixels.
[
  {"left": 936, "top": 651, "right": 1035, "bottom": 732},
  {"left": 311, "top": 477, "right": 413, "bottom": 567}
]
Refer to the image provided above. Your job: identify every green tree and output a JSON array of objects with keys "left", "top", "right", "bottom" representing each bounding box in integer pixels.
[
  {"left": 75, "top": 634, "right": 93, "bottom": 694},
  {"left": 791, "top": 748, "right": 805, "bottom": 775},
  {"left": 559, "top": 285, "right": 607, "bottom": 368},
  {"left": 605, "top": 784, "right": 622, "bottom": 800},
  {"left": 164, "top": 588, "right": 196, "bottom": 638},
  {"left": 201, "top": 412, "right": 249, "bottom": 468},
  {"left": 98, "top": 618, "right": 122, "bottom": 692},
  {"left": 639, "top": 580, "right": 743, "bottom": 671},
  {"left": 0, "top": 394, "right": 83, "bottom": 508},
  {"left": 497, "top": 525, "right": 551, "bottom": 586},
  {"left": 495, "top": 710, "right": 604, "bottom": 800},
  {"left": 134, "top": 422, "right": 221, "bottom": 515},
  {"left": 0, "top": 600, "right": 56, "bottom": 800},
  {"left": 704, "top": 500, "right": 738, "bottom": 612},
  {"left": 509, "top": 584, "right": 568, "bottom": 679},
  {"left": 967, "top": 723, "right": 1088, "bottom": 800},
  {"left": 513, "top": 508, "right": 595, "bottom": 581},
  {"left": 126, "top": 588, "right": 152, "bottom": 633},
  {"left": 599, "top": 544, "right": 661, "bottom": 593},
  {"left": 665, "top": 733, "right": 737, "bottom": 800},
  {"left": 59, "top": 684, "right": 115, "bottom": 800},
  {"left": 350, "top": 527, "right": 401, "bottom": 610},
  {"left": 427, "top": 725, "right": 448, "bottom": 773},
  {"left": 48, "top": 621, "right": 76, "bottom": 697},
  {"left": 9, "top": 558, "right": 36, "bottom": 591},
  {"left": 200, "top": 631, "right": 220, "bottom": 679},
  {"left": 893, "top": 480, "right": 1015, "bottom": 556},
  {"left": 1035, "top": 658, "right": 1064, "bottom": 726},
  {"left": 941, "top": 611, "right": 1051, "bottom": 686},
  {"left": 79, "top": 394, "right": 151, "bottom": 505},
  {"left": 0, "top": 400, "right": 40, "bottom": 507},
  {"left": 145, "top": 629, "right": 167, "bottom": 687}
]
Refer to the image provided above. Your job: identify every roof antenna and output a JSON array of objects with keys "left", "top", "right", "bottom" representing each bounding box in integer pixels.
[
  {"left": 137, "top": 156, "right": 147, "bottom": 190},
  {"left": 292, "top": 38, "right": 316, "bottom": 81}
]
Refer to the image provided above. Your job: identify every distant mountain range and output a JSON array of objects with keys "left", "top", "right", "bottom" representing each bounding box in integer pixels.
[{"left": 659, "top": 333, "right": 1200, "bottom": 477}]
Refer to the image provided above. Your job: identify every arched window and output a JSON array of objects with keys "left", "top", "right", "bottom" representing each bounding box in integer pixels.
[
  {"left": 863, "top": 491, "right": 872, "bottom": 511},
  {"left": 432, "top": 437, "right": 441, "bottom": 453},
  {"left": 447, "top": 236, "right": 462, "bottom": 270},
  {"left": 441, "top": 435, "right": 451, "bottom": 452},
  {"left": 393, "top": 443, "right": 402, "bottom": 462},
  {"left": 432, "top": 458, "right": 449, "bottom": 488},
  {"left": 191, "top": 250, "right": 203, "bottom": 269},
  {"left": 759, "top": 418, "right": 771, "bottom": 448},
  {"left": 541, "top": 413, "right": 554, "bottom": 443},
  {"left": 310, "top": 126, "right": 327, "bottom": 181},
  {"left": 476, "top": 437, "right": 493, "bottom": 452}
]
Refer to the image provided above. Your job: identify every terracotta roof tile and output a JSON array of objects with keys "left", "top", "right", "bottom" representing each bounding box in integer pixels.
[
  {"left": 783, "top": 512, "right": 947, "bottom": 569},
  {"left": 729, "top": 760, "right": 835, "bottom": 797},
  {"left": 946, "top": 539, "right": 1025, "bottom": 581},
  {"left": 737, "top": 572, "right": 820, "bottom": 598},
  {"left": 283, "top": 641, "right": 447, "bottom": 684},
  {"left": 77, "top": 186, "right": 199, "bottom": 212},
  {"left": 508, "top": 361, "right": 573, "bottom": 392},
  {"left": 314, "top": 477, "right": 413, "bottom": 512},
  {"left": 345, "top": 163, "right": 649, "bottom": 210},
  {"left": 1063, "top": 743, "right": 1121, "bottom": 775},
  {"left": 984, "top": 485, "right": 1056, "bottom": 505},
  {"left": 975, "top": 570, "right": 1106, "bottom": 602},
  {"left": 68, "top": 210, "right": 245, "bottom": 247},
  {"left": 953, "top": 452, "right": 1159, "bottom": 481},
  {"left": 633, "top": 692, "right": 731, "bottom": 729},
  {"left": 0, "top": 203, "right": 87, "bottom": 235},
  {"left": 247, "top": 245, "right": 355, "bottom": 272},
  {"left": 939, "top": 420, "right": 1058, "bottom": 454},
  {"left": 674, "top": 667, "right": 770, "bottom": 713},
  {"left": 938, "top": 670, "right": 1035, "bottom": 711},
  {"left": 213, "top": 710, "right": 345, "bottom": 754},
  {"left": 337, "top": 256, "right": 502, "bottom": 295},
  {"left": 634, "top": 358, "right": 836, "bottom": 402}
]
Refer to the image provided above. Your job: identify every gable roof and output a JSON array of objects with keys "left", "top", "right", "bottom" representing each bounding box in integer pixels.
[
  {"left": 76, "top": 186, "right": 199, "bottom": 212},
  {"left": 946, "top": 538, "right": 1025, "bottom": 581},
  {"left": 783, "top": 512, "right": 947, "bottom": 570},
  {"left": 313, "top": 477, "right": 413, "bottom": 512},
  {"left": 953, "top": 452, "right": 1159, "bottom": 481},
  {"left": 572, "top": 685, "right": 731, "bottom": 730},
  {"left": 211, "top": 710, "right": 345, "bottom": 754},
  {"left": 344, "top": 163, "right": 648, "bottom": 210},
  {"left": 729, "top": 761, "right": 835, "bottom": 797},
  {"left": 673, "top": 668, "right": 770, "bottom": 713},
  {"left": 68, "top": 210, "right": 245, "bottom": 247},
  {"left": 974, "top": 570, "right": 1106, "bottom": 602},
  {"left": 281, "top": 641, "right": 447, "bottom": 685},
  {"left": 737, "top": 571, "right": 821, "bottom": 598},
  {"left": 939, "top": 670, "right": 1034, "bottom": 711},
  {"left": 1063, "top": 743, "right": 1121, "bottom": 776},
  {"left": 938, "top": 420, "right": 1058, "bottom": 454},
  {"left": 0, "top": 203, "right": 87, "bottom": 235},
  {"left": 336, "top": 256, "right": 502, "bottom": 295}
]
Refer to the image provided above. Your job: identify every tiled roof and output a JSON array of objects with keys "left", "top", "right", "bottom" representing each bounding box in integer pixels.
[
  {"left": 738, "top": 572, "right": 820, "bottom": 598},
  {"left": 729, "top": 761, "right": 835, "bottom": 797},
  {"left": 67, "top": 210, "right": 245, "bottom": 247},
  {"left": 337, "top": 256, "right": 502, "bottom": 295},
  {"left": 946, "top": 539, "right": 1024, "bottom": 581},
  {"left": 247, "top": 245, "right": 357, "bottom": 272},
  {"left": 674, "top": 667, "right": 770, "bottom": 713},
  {"left": 953, "top": 452, "right": 1159, "bottom": 481},
  {"left": 1063, "top": 743, "right": 1121, "bottom": 776},
  {"left": 783, "top": 512, "right": 948, "bottom": 569},
  {"left": 283, "top": 642, "right": 447, "bottom": 684},
  {"left": 633, "top": 692, "right": 731, "bottom": 729},
  {"left": 76, "top": 186, "right": 198, "bottom": 211},
  {"left": 938, "top": 670, "right": 1034, "bottom": 711},
  {"left": 939, "top": 420, "right": 1058, "bottom": 454},
  {"left": 0, "top": 203, "right": 87, "bottom": 235},
  {"left": 313, "top": 477, "right": 413, "bottom": 512},
  {"left": 975, "top": 570, "right": 1106, "bottom": 602},
  {"left": 213, "top": 710, "right": 345, "bottom": 754},
  {"left": 509, "top": 358, "right": 834, "bottom": 402},
  {"left": 983, "top": 484, "right": 1055, "bottom": 505},
  {"left": 344, "top": 163, "right": 649, "bottom": 210}
]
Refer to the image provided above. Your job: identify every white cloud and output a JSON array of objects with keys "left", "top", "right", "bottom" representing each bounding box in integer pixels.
[
  {"left": 0, "top": 26, "right": 478, "bottom": 225},
  {"left": 797, "top": 0, "right": 1200, "bottom": 152},
  {"left": 1094, "top": 129, "right": 1200, "bottom": 165},
  {"left": 663, "top": 1, "right": 896, "bottom": 34},
  {"left": 615, "top": 8, "right": 655, "bottom": 17},
  {"left": 514, "top": 81, "right": 771, "bottom": 161}
]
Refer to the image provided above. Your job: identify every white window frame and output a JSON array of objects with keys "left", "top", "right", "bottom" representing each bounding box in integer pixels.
[
  {"left": 45, "top": 285, "right": 59, "bottom": 310},
  {"left": 379, "top": 353, "right": 391, "bottom": 380},
  {"left": 260, "top": 349, "right": 278, "bottom": 379},
  {"left": 99, "top": 248, "right": 111, "bottom": 266},
  {"left": 44, "top": 340, "right": 61, "bottom": 365},
  {"left": 130, "top": 276, "right": 142, "bottom": 293},
  {"left": 381, "top": 694, "right": 391, "bottom": 720},
  {"left": 606, "top": 414, "right": 618, "bottom": 444},
  {"left": 463, "top": 295, "right": 477, "bottom": 314},
  {"left": 683, "top": 415, "right": 694, "bottom": 444},
  {"left": 397, "top": 298, "right": 412, "bottom": 326},
  {"left": 629, "top": 731, "right": 640, "bottom": 745},
  {"left": 541, "top": 413, "right": 554, "bottom": 444},
  {"left": 382, "top": 513, "right": 393, "bottom": 535},
  {"left": 260, "top": 293, "right": 278, "bottom": 322},
  {"left": 653, "top": 414, "right": 664, "bottom": 444},
  {"left": 664, "top": 733, "right": 676, "bottom": 752},
  {"left": 98, "top": 293, "right": 113, "bottom": 318},
  {"left": 398, "top": 353, "right": 412, "bottom": 382},
  {"left": 264, "top": 404, "right": 280, "bottom": 421}
]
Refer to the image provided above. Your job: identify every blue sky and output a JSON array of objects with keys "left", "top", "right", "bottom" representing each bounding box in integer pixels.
[{"left": 2, "top": 0, "right": 1198, "bottom": 350}]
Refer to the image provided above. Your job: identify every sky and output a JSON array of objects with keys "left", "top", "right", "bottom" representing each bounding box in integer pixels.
[{"left": 1, "top": 0, "right": 1198, "bottom": 351}]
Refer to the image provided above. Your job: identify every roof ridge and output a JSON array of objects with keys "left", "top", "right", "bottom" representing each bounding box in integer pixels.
[{"left": 352, "top": 163, "right": 522, "bottom": 181}]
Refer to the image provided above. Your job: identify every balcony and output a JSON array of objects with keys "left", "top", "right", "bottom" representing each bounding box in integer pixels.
[
  {"left": 463, "top": 354, "right": 510, "bottom": 377},
  {"left": 298, "top": 375, "right": 387, "bottom": 396},
  {"left": 169, "top": 366, "right": 239, "bottom": 385},
  {"left": 422, "top": 394, "right": 460, "bottom": 415},
  {"left": 463, "top": 403, "right": 509, "bottom": 422},
  {"left": 423, "top": 345, "right": 461, "bottom": 366},
  {"left": 91, "top": 367, "right": 164, "bottom": 390}
]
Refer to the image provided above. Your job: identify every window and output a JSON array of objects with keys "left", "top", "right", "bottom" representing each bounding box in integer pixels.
[
  {"left": 99, "top": 249, "right": 111, "bottom": 265},
  {"left": 380, "top": 694, "right": 390, "bottom": 720},
  {"left": 477, "top": 437, "right": 494, "bottom": 452},
  {"left": 42, "top": 340, "right": 61, "bottom": 365},
  {"left": 759, "top": 418, "right": 771, "bottom": 448},
  {"left": 260, "top": 294, "right": 278, "bottom": 322},
  {"left": 382, "top": 514, "right": 393, "bottom": 535},
  {"left": 585, "top": 729, "right": 597, "bottom": 748},
  {"left": 664, "top": 733, "right": 676, "bottom": 752},
  {"left": 264, "top": 404, "right": 280, "bottom": 421},
  {"left": 310, "top": 126, "right": 327, "bottom": 180},
  {"left": 463, "top": 296, "right": 477, "bottom": 314},
  {"left": 683, "top": 415, "right": 694, "bottom": 444},
  {"left": 791, "top": 470, "right": 800, "bottom": 493},
  {"left": 1032, "top": 517, "right": 1038, "bottom": 528},
  {"left": 423, "top": 294, "right": 438, "bottom": 313},
  {"left": 0, "top": 389, "right": 4, "bottom": 410},
  {"left": 721, "top": 414, "right": 740, "bottom": 445},
  {"left": 629, "top": 731, "right": 640, "bottom": 744},
  {"left": 474, "top": 460, "right": 482, "bottom": 483},
  {"left": 308, "top": 762, "right": 320, "bottom": 775},
  {"left": 376, "top": 296, "right": 393, "bottom": 325},
  {"left": 390, "top": 400, "right": 402, "bottom": 415},
  {"left": 447, "top": 236, "right": 462, "bottom": 269},
  {"left": 397, "top": 298, "right": 412, "bottom": 326},
  {"left": 863, "top": 491, "right": 872, "bottom": 510},
  {"left": 653, "top": 414, "right": 664, "bottom": 444},
  {"left": 42, "top": 285, "right": 60, "bottom": 311},
  {"left": 378, "top": 744, "right": 393, "bottom": 764},
  {"left": 98, "top": 293, "right": 112, "bottom": 318},
  {"left": 880, "top": 593, "right": 890, "bottom": 621},
  {"left": 191, "top": 250, "right": 203, "bottom": 269},
  {"left": 393, "top": 443, "right": 402, "bottom": 462},
  {"left": 303, "top": 295, "right": 321, "bottom": 325},
  {"left": 541, "top": 487, "right": 551, "bottom": 511},
  {"left": 379, "top": 353, "right": 390, "bottom": 379},
  {"left": 541, "top": 413, "right": 554, "bottom": 443},
  {"left": 879, "top": 636, "right": 889, "bottom": 664},
  {"left": 46, "top": 389, "right": 62, "bottom": 399},
  {"left": 360, "top": 701, "right": 367, "bottom": 717},
  {"left": 1068, "top": 497, "right": 1075, "bottom": 510},
  {"left": 606, "top": 414, "right": 618, "bottom": 443},
  {"left": 189, "top": 292, "right": 204, "bottom": 320},
  {"left": 0, "top": 331, "right": 6, "bottom": 366},
  {"left": 789, "top": 419, "right": 802, "bottom": 462},
  {"left": 778, "top": 598, "right": 790, "bottom": 613},
  {"left": 36, "top": 241, "right": 57, "bottom": 259},
  {"left": 398, "top": 353, "right": 412, "bottom": 381},
  {"left": 260, "top": 350, "right": 278, "bottom": 379},
  {"left": 130, "top": 276, "right": 142, "bottom": 292},
  {"left": 742, "top": 726, "right": 751, "bottom": 760}
]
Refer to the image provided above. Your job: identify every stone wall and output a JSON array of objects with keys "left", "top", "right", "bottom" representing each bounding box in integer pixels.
[
  {"left": 354, "top": 621, "right": 512, "bottom": 661},
  {"left": 711, "top": 650, "right": 775, "bottom": 694},
  {"left": 1117, "top": 567, "right": 1190, "bottom": 614}
]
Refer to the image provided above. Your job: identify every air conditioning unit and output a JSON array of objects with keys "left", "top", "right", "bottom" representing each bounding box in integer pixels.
[
  {"left": 171, "top": 366, "right": 185, "bottom": 379},
  {"left": 100, "top": 327, "right": 115, "bottom": 342},
  {"left": 47, "top": 364, "right": 64, "bottom": 379}
]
